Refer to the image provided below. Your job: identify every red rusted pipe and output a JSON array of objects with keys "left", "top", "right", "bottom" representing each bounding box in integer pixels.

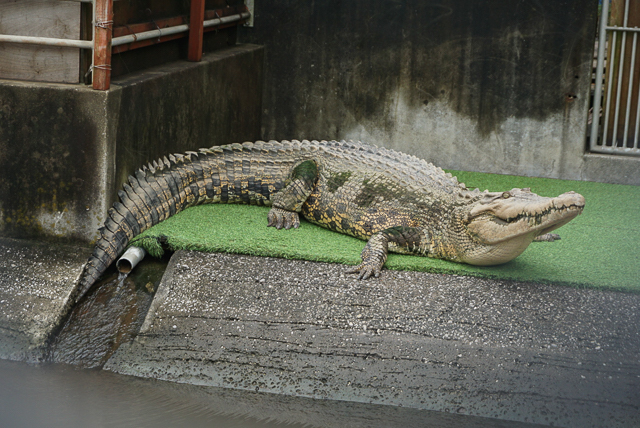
[
  {"left": 93, "top": 0, "right": 113, "bottom": 90},
  {"left": 188, "top": 0, "right": 206, "bottom": 62}
]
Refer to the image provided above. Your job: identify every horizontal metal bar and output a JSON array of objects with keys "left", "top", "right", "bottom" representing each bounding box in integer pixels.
[
  {"left": 111, "top": 24, "right": 189, "bottom": 47},
  {"left": 0, "top": 34, "right": 92, "bottom": 49},
  {"left": 591, "top": 146, "right": 640, "bottom": 156},
  {"left": 203, "top": 12, "right": 250, "bottom": 29},
  {"left": 0, "top": 11, "right": 249, "bottom": 51},
  {"left": 110, "top": 12, "right": 249, "bottom": 47},
  {"left": 606, "top": 25, "right": 640, "bottom": 33}
]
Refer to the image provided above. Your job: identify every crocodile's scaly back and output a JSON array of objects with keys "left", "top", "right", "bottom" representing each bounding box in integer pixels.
[
  {"left": 76, "top": 140, "right": 443, "bottom": 298},
  {"left": 75, "top": 139, "right": 585, "bottom": 303}
]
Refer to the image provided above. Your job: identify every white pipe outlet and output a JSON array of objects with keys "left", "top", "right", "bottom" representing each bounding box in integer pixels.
[{"left": 116, "top": 246, "right": 147, "bottom": 274}]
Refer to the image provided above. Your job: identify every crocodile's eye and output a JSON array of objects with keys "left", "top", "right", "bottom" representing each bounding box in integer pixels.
[{"left": 502, "top": 192, "right": 511, "bottom": 199}]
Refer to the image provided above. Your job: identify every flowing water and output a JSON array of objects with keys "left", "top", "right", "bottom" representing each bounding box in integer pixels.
[{"left": 48, "top": 260, "right": 161, "bottom": 368}]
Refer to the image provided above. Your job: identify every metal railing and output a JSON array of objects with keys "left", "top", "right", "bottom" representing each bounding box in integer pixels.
[
  {"left": 590, "top": 0, "right": 640, "bottom": 156},
  {"left": 0, "top": 0, "right": 249, "bottom": 90}
]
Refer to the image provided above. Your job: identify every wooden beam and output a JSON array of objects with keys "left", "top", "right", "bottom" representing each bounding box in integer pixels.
[
  {"left": 93, "top": 0, "right": 113, "bottom": 90},
  {"left": 188, "top": 0, "right": 206, "bottom": 62}
]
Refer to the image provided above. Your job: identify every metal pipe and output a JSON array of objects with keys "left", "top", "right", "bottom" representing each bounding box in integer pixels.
[
  {"left": 622, "top": 31, "right": 637, "bottom": 148},
  {"left": 0, "top": 11, "right": 249, "bottom": 51},
  {"left": 588, "top": 145, "right": 639, "bottom": 156},
  {"left": 116, "top": 246, "right": 147, "bottom": 274},
  {"left": 634, "top": 59, "right": 640, "bottom": 149},
  {"left": 606, "top": 25, "right": 640, "bottom": 33},
  {"left": 602, "top": 30, "right": 617, "bottom": 147},
  {"left": 590, "top": 0, "right": 610, "bottom": 151},
  {"left": 203, "top": 12, "right": 250, "bottom": 29},
  {"left": 91, "top": 0, "right": 96, "bottom": 84},
  {"left": 93, "top": 0, "right": 113, "bottom": 90},
  {"left": 111, "top": 12, "right": 249, "bottom": 47},
  {"left": 0, "top": 34, "right": 92, "bottom": 49},
  {"left": 612, "top": 26, "right": 628, "bottom": 148},
  {"left": 188, "top": 0, "right": 206, "bottom": 61},
  {"left": 112, "top": 24, "right": 188, "bottom": 47},
  {"left": 624, "top": 0, "right": 630, "bottom": 27}
]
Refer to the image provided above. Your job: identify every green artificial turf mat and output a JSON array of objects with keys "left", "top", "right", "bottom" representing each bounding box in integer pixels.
[{"left": 130, "top": 171, "right": 640, "bottom": 292}]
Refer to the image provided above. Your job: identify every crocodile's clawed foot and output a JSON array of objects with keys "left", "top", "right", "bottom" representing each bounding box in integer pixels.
[
  {"left": 267, "top": 207, "right": 300, "bottom": 230},
  {"left": 346, "top": 233, "right": 389, "bottom": 279},
  {"left": 346, "top": 262, "right": 383, "bottom": 280},
  {"left": 534, "top": 233, "right": 561, "bottom": 242}
]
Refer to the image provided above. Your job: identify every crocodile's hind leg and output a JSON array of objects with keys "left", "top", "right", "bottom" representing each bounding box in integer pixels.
[
  {"left": 268, "top": 160, "right": 318, "bottom": 229},
  {"left": 347, "top": 226, "right": 427, "bottom": 279}
]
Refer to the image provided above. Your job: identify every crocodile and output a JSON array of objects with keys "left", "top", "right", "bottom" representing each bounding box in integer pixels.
[{"left": 75, "top": 139, "right": 585, "bottom": 303}]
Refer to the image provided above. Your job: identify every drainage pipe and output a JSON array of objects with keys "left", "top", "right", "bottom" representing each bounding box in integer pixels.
[{"left": 116, "top": 246, "right": 147, "bottom": 274}]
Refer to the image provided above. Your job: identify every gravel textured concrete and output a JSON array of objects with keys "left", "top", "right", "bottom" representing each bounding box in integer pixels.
[
  {"left": 106, "top": 250, "right": 640, "bottom": 428},
  {"left": 0, "top": 238, "right": 87, "bottom": 361}
]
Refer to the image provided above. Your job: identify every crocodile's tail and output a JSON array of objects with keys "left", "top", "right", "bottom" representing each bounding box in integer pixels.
[
  {"left": 75, "top": 207, "right": 133, "bottom": 302},
  {"left": 73, "top": 142, "right": 298, "bottom": 304},
  {"left": 74, "top": 149, "right": 212, "bottom": 303}
]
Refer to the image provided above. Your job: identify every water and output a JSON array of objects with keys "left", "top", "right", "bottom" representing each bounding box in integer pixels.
[
  {"left": 48, "top": 260, "right": 161, "bottom": 368},
  {"left": 0, "top": 359, "right": 305, "bottom": 428},
  {"left": 1, "top": 358, "right": 538, "bottom": 428}
]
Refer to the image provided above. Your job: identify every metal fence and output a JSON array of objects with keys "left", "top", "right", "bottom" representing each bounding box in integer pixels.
[
  {"left": 590, "top": 0, "right": 640, "bottom": 156},
  {"left": 0, "top": 0, "right": 249, "bottom": 90}
]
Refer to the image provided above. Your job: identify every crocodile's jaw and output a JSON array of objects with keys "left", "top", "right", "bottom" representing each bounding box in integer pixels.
[{"left": 459, "top": 189, "right": 585, "bottom": 266}]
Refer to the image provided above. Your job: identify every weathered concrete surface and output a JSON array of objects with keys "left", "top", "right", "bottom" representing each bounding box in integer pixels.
[
  {"left": 106, "top": 251, "right": 640, "bottom": 428},
  {"left": 0, "top": 44, "right": 263, "bottom": 243},
  {"left": 0, "top": 238, "right": 87, "bottom": 362},
  {"left": 238, "top": 1, "right": 639, "bottom": 186}
]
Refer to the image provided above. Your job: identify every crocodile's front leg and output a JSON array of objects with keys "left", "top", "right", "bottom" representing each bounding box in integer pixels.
[
  {"left": 347, "top": 226, "right": 427, "bottom": 279},
  {"left": 267, "top": 160, "right": 318, "bottom": 229}
]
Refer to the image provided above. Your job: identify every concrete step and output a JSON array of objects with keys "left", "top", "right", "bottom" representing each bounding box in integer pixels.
[
  {"left": 0, "top": 237, "right": 88, "bottom": 362},
  {"left": 105, "top": 250, "right": 640, "bottom": 428}
]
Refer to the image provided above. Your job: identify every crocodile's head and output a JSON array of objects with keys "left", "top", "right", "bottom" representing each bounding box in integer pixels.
[{"left": 459, "top": 188, "right": 585, "bottom": 266}]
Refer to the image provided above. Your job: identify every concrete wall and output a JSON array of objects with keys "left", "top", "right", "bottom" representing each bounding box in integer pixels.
[
  {"left": 239, "top": 0, "right": 639, "bottom": 185},
  {"left": 0, "top": 44, "right": 263, "bottom": 243}
]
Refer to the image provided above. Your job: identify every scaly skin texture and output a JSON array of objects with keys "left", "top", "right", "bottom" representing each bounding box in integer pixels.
[{"left": 74, "top": 140, "right": 585, "bottom": 302}]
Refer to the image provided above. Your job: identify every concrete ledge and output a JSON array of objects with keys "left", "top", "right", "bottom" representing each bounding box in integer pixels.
[
  {"left": 105, "top": 251, "right": 640, "bottom": 428},
  {"left": 0, "top": 238, "right": 87, "bottom": 362},
  {"left": 582, "top": 153, "right": 640, "bottom": 186},
  {"left": 0, "top": 44, "right": 263, "bottom": 243}
]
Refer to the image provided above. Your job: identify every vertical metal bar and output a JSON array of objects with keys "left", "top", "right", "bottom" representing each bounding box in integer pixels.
[
  {"left": 91, "top": 0, "right": 95, "bottom": 86},
  {"left": 623, "top": 0, "right": 630, "bottom": 27},
  {"left": 602, "top": 30, "right": 617, "bottom": 147},
  {"left": 635, "top": 57, "right": 640, "bottom": 149},
  {"left": 188, "top": 0, "right": 205, "bottom": 62},
  {"left": 93, "top": 0, "right": 113, "bottom": 90},
  {"left": 612, "top": 29, "right": 627, "bottom": 148},
  {"left": 590, "top": 0, "right": 611, "bottom": 150},
  {"left": 623, "top": 31, "right": 637, "bottom": 148}
]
